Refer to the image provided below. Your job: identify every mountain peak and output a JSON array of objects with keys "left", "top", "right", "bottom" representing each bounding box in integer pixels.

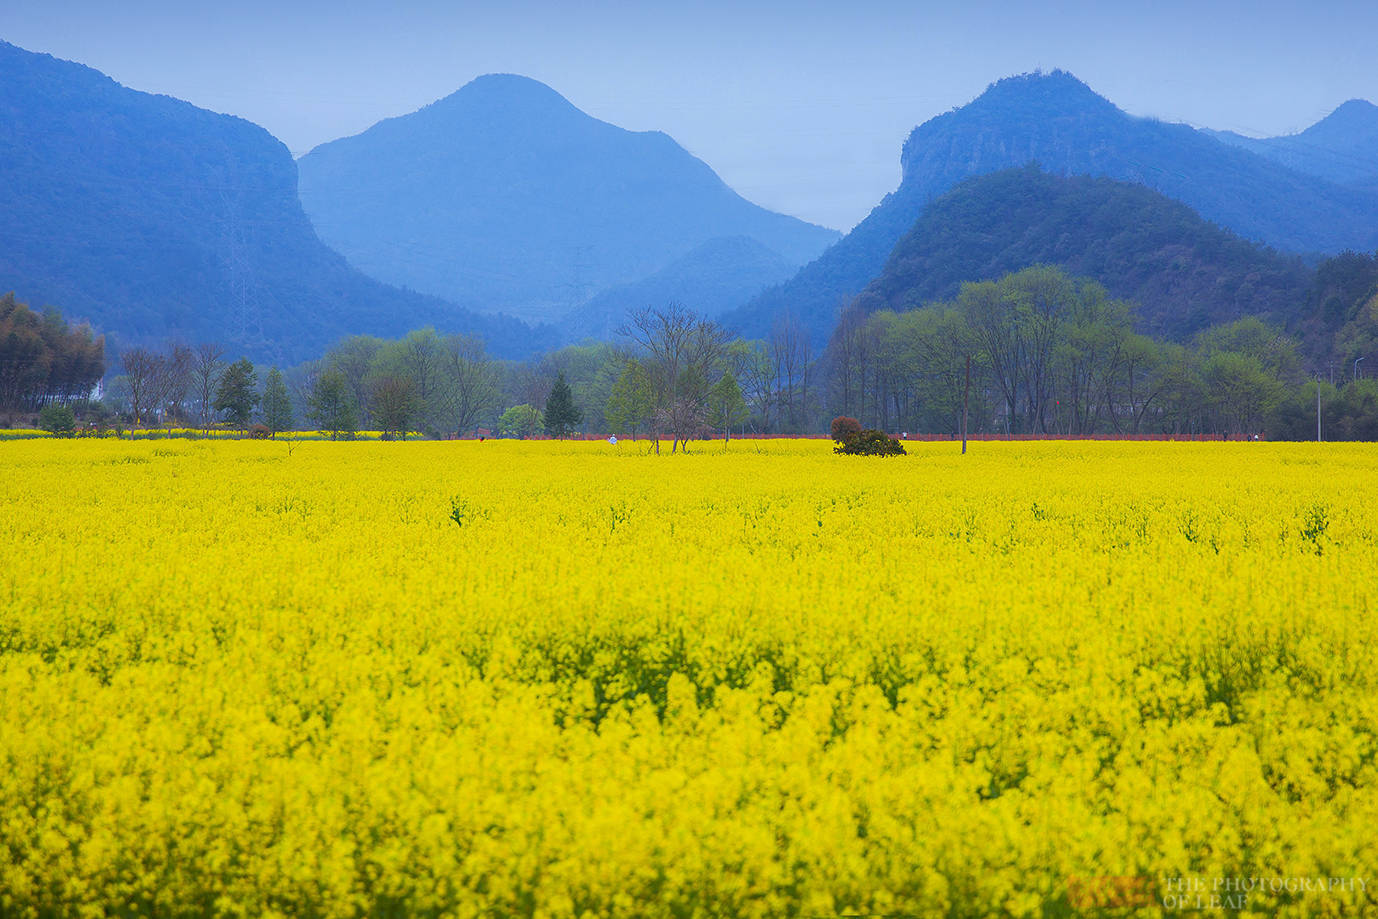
[
  {"left": 414, "top": 73, "right": 586, "bottom": 128},
  {"left": 297, "top": 73, "right": 839, "bottom": 323},
  {"left": 967, "top": 69, "right": 1117, "bottom": 117},
  {"left": 444, "top": 73, "right": 573, "bottom": 107},
  {"left": 1304, "top": 98, "right": 1378, "bottom": 137}
]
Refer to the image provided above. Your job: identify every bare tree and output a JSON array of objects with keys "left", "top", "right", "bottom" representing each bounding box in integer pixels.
[
  {"left": 827, "top": 304, "right": 870, "bottom": 424},
  {"left": 398, "top": 329, "right": 448, "bottom": 432},
  {"left": 322, "top": 336, "right": 383, "bottom": 428},
  {"left": 770, "top": 313, "right": 812, "bottom": 431},
  {"left": 441, "top": 334, "right": 499, "bottom": 437},
  {"left": 190, "top": 343, "right": 225, "bottom": 432},
  {"left": 155, "top": 343, "right": 193, "bottom": 426},
  {"left": 619, "top": 304, "right": 729, "bottom": 453},
  {"left": 121, "top": 347, "right": 162, "bottom": 426}
]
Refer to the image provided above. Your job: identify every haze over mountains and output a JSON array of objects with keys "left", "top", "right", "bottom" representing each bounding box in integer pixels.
[
  {"left": 0, "top": 41, "right": 546, "bottom": 363},
  {"left": 296, "top": 74, "right": 839, "bottom": 324},
  {"left": 1207, "top": 100, "right": 1378, "bottom": 193},
  {"left": 725, "top": 71, "right": 1378, "bottom": 345},
  {"left": 3, "top": 40, "right": 1376, "bottom": 367},
  {"left": 558, "top": 236, "right": 796, "bottom": 343}
]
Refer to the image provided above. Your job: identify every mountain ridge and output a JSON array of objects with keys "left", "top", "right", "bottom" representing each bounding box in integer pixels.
[
  {"left": 296, "top": 73, "right": 840, "bottom": 323},
  {"left": 1206, "top": 98, "right": 1378, "bottom": 188},
  {"left": 0, "top": 40, "right": 548, "bottom": 363},
  {"left": 724, "top": 70, "right": 1378, "bottom": 346}
]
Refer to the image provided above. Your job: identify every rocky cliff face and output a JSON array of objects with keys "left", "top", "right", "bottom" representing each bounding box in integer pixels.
[{"left": 725, "top": 71, "right": 1378, "bottom": 348}]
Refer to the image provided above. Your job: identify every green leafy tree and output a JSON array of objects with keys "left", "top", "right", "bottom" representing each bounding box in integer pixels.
[
  {"left": 542, "top": 372, "right": 583, "bottom": 439},
  {"left": 706, "top": 372, "right": 749, "bottom": 442},
  {"left": 605, "top": 358, "right": 655, "bottom": 439},
  {"left": 308, "top": 369, "right": 358, "bottom": 440},
  {"left": 499, "top": 403, "right": 543, "bottom": 439},
  {"left": 213, "top": 358, "right": 259, "bottom": 431},
  {"left": 38, "top": 404, "right": 76, "bottom": 437},
  {"left": 260, "top": 368, "right": 293, "bottom": 437}
]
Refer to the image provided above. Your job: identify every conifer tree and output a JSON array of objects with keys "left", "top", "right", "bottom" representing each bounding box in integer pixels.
[{"left": 543, "top": 372, "right": 583, "bottom": 439}]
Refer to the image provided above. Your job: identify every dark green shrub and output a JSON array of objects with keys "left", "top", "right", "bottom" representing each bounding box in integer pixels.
[
  {"left": 835, "top": 429, "right": 906, "bottom": 456},
  {"left": 38, "top": 404, "right": 77, "bottom": 437}
]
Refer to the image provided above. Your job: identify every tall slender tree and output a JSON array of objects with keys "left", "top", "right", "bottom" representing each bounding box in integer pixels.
[{"left": 261, "top": 368, "right": 294, "bottom": 437}]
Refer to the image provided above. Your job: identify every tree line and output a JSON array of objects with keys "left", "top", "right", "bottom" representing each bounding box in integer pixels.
[
  {"left": 17, "top": 259, "right": 1377, "bottom": 441},
  {"left": 0, "top": 293, "right": 104, "bottom": 416}
]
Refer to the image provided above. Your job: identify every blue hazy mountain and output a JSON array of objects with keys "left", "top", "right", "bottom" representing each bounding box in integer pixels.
[
  {"left": 558, "top": 236, "right": 795, "bottom": 343},
  {"left": 296, "top": 74, "right": 840, "bottom": 324},
  {"left": 854, "top": 167, "right": 1312, "bottom": 341},
  {"left": 725, "top": 71, "right": 1378, "bottom": 345},
  {"left": 0, "top": 41, "right": 548, "bottom": 363},
  {"left": 1206, "top": 100, "right": 1378, "bottom": 189}
]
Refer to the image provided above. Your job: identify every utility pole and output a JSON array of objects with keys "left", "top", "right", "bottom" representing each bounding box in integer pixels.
[
  {"left": 1317, "top": 379, "right": 1322, "bottom": 443},
  {"left": 961, "top": 354, "right": 971, "bottom": 455}
]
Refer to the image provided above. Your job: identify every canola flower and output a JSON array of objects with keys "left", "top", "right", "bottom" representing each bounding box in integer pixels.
[{"left": 1, "top": 439, "right": 1376, "bottom": 918}]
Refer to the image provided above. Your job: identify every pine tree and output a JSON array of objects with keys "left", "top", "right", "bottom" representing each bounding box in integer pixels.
[
  {"left": 543, "top": 372, "right": 583, "bottom": 439},
  {"left": 213, "top": 358, "right": 259, "bottom": 431},
  {"left": 261, "top": 368, "right": 294, "bottom": 437}
]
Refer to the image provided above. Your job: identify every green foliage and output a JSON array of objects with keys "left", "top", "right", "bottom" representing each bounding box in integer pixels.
[
  {"left": 605, "top": 359, "right": 655, "bottom": 438},
  {"left": 38, "top": 403, "right": 76, "bottom": 437},
  {"left": 834, "top": 265, "right": 1317, "bottom": 438},
  {"left": 542, "top": 372, "right": 583, "bottom": 439},
  {"left": 834, "top": 429, "right": 906, "bottom": 456},
  {"left": 260, "top": 368, "right": 294, "bottom": 436},
  {"left": 857, "top": 168, "right": 1312, "bottom": 342},
  {"left": 706, "top": 372, "right": 749, "bottom": 441},
  {"left": 307, "top": 369, "right": 358, "bottom": 440},
  {"left": 213, "top": 358, "right": 259, "bottom": 430},
  {"left": 500, "top": 404, "right": 544, "bottom": 439},
  {"left": 0, "top": 294, "right": 104, "bottom": 413}
]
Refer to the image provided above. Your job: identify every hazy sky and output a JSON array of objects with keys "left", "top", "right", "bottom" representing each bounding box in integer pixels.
[{"left": 3, "top": 1, "right": 1375, "bottom": 230}]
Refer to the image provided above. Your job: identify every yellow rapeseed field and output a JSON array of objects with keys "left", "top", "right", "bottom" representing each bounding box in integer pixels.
[{"left": 1, "top": 439, "right": 1375, "bottom": 917}]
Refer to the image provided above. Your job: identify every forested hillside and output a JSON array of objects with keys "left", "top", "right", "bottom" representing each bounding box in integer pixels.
[
  {"left": 0, "top": 41, "right": 548, "bottom": 363},
  {"left": 727, "top": 71, "right": 1378, "bottom": 346},
  {"left": 855, "top": 167, "right": 1312, "bottom": 340}
]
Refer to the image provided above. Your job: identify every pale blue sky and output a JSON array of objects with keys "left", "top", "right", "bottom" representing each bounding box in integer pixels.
[{"left": 2, "top": 0, "right": 1374, "bottom": 230}]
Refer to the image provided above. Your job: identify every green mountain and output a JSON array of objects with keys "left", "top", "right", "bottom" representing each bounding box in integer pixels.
[
  {"left": 296, "top": 74, "right": 839, "bottom": 324},
  {"left": 558, "top": 236, "right": 795, "bottom": 343},
  {"left": 1207, "top": 100, "right": 1378, "bottom": 189},
  {"left": 725, "top": 71, "right": 1378, "bottom": 346},
  {"left": 0, "top": 41, "right": 547, "bottom": 363},
  {"left": 855, "top": 167, "right": 1312, "bottom": 340}
]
